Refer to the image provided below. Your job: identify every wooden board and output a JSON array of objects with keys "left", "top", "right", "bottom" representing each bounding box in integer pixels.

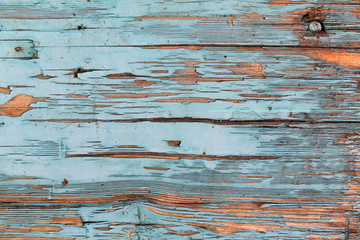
[{"left": 0, "top": 0, "right": 360, "bottom": 239}]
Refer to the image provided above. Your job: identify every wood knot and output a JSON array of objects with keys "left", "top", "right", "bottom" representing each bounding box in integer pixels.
[{"left": 301, "top": 9, "right": 326, "bottom": 33}]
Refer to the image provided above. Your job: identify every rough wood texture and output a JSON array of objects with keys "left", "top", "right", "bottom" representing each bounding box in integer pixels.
[{"left": 1, "top": 0, "right": 360, "bottom": 239}]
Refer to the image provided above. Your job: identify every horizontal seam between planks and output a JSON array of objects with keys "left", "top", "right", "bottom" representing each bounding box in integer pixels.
[
  {"left": 35, "top": 44, "right": 360, "bottom": 49},
  {"left": 30, "top": 117, "right": 360, "bottom": 125}
]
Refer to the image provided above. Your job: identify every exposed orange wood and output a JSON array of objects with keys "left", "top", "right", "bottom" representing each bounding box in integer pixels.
[{"left": 0, "top": 95, "right": 46, "bottom": 117}]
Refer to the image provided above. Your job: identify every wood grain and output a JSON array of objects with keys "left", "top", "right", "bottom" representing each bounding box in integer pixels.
[{"left": 0, "top": 0, "right": 360, "bottom": 239}]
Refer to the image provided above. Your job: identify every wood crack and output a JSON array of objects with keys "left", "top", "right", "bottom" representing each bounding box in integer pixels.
[{"left": 66, "top": 151, "right": 278, "bottom": 161}]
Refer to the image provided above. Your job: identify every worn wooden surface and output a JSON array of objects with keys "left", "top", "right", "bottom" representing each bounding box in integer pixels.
[{"left": 1, "top": 0, "right": 360, "bottom": 239}]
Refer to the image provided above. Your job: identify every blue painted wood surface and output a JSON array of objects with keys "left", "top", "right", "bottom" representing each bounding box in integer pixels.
[{"left": 0, "top": 0, "right": 360, "bottom": 239}]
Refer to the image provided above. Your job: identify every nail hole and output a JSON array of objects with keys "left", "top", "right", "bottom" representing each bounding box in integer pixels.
[
  {"left": 74, "top": 67, "right": 83, "bottom": 78},
  {"left": 15, "top": 46, "right": 22, "bottom": 52},
  {"left": 77, "top": 24, "right": 86, "bottom": 30},
  {"left": 309, "top": 21, "right": 323, "bottom": 32}
]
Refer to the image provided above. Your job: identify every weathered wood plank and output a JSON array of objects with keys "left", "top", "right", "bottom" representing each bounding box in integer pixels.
[
  {"left": 0, "top": 199, "right": 358, "bottom": 239},
  {"left": 1, "top": 121, "right": 360, "bottom": 238},
  {"left": 0, "top": 46, "right": 358, "bottom": 121},
  {"left": 0, "top": 1, "right": 359, "bottom": 47}
]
